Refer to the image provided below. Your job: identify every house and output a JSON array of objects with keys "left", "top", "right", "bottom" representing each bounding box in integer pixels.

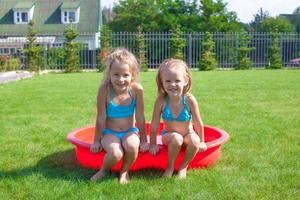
[{"left": 0, "top": 0, "right": 102, "bottom": 55}]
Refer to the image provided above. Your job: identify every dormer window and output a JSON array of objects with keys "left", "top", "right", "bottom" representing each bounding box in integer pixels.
[
  {"left": 61, "top": 2, "right": 80, "bottom": 24},
  {"left": 13, "top": 2, "right": 34, "bottom": 24}
]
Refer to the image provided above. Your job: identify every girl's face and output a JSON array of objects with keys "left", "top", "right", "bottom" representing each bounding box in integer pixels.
[
  {"left": 110, "top": 60, "right": 133, "bottom": 92},
  {"left": 161, "top": 67, "right": 188, "bottom": 97}
]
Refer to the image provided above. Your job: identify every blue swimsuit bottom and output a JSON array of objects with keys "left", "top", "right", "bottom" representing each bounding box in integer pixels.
[{"left": 102, "top": 127, "right": 139, "bottom": 139}]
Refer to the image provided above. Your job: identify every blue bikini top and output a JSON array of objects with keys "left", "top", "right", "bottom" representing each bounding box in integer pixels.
[
  {"left": 106, "top": 89, "right": 136, "bottom": 119},
  {"left": 162, "top": 96, "right": 191, "bottom": 122}
]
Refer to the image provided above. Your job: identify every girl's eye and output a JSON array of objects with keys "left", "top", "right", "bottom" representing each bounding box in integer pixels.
[
  {"left": 175, "top": 80, "right": 180, "bottom": 83},
  {"left": 165, "top": 80, "right": 171, "bottom": 83}
]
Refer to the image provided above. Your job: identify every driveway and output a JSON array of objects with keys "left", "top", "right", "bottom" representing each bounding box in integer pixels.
[{"left": 0, "top": 71, "right": 33, "bottom": 84}]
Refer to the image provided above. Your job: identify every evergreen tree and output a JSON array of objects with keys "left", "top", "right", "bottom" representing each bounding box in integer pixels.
[
  {"left": 198, "top": 32, "right": 218, "bottom": 70},
  {"left": 170, "top": 26, "right": 185, "bottom": 60},
  {"left": 235, "top": 32, "right": 254, "bottom": 70},
  {"left": 25, "top": 20, "right": 42, "bottom": 73},
  {"left": 136, "top": 26, "right": 148, "bottom": 71},
  {"left": 63, "top": 25, "right": 80, "bottom": 72},
  {"left": 99, "top": 25, "right": 111, "bottom": 72},
  {"left": 268, "top": 32, "right": 282, "bottom": 69}
]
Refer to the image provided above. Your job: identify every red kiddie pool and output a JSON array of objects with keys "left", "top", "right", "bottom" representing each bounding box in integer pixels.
[{"left": 67, "top": 122, "right": 229, "bottom": 171}]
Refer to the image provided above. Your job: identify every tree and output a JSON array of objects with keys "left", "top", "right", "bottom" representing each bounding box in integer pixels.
[
  {"left": 198, "top": 32, "right": 218, "bottom": 70},
  {"left": 170, "top": 25, "right": 185, "bottom": 60},
  {"left": 109, "top": 0, "right": 161, "bottom": 32},
  {"left": 99, "top": 25, "right": 111, "bottom": 71},
  {"left": 234, "top": 32, "right": 254, "bottom": 70},
  {"left": 25, "top": 20, "right": 42, "bottom": 73},
  {"left": 291, "top": 7, "right": 300, "bottom": 32},
  {"left": 249, "top": 8, "right": 270, "bottom": 32},
  {"left": 198, "top": 0, "right": 243, "bottom": 32},
  {"left": 136, "top": 26, "right": 148, "bottom": 71},
  {"left": 63, "top": 25, "right": 80, "bottom": 72},
  {"left": 258, "top": 16, "right": 292, "bottom": 32},
  {"left": 109, "top": 0, "right": 243, "bottom": 32},
  {"left": 267, "top": 32, "right": 282, "bottom": 69}
]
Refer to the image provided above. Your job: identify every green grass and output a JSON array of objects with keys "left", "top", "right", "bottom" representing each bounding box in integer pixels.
[{"left": 0, "top": 70, "right": 299, "bottom": 199}]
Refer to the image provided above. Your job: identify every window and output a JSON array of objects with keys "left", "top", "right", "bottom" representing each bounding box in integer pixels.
[
  {"left": 15, "top": 11, "right": 29, "bottom": 23},
  {"left": 69, "top": 12, "right": 76, "bottom": 23},
  {"left": 52, "top": 43, "right": 63, "bottom": 48},
  {"left": 63, "top": 11, "right": 77, "bottom": 23}
]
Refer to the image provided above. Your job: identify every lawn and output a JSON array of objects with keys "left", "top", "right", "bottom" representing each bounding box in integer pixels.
[{"left": 0, "top": 70, "right": 299, "bottom": 199}]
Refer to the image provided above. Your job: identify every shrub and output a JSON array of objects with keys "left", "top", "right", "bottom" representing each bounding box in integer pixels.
[
  {"left": 98, "top": 25, "right": 111, "bottom": 72},
  {"left": 170, "top": 26, "right": 185, "bottom": 60},
  {"left": 24, "top": 20, "right": 43, "bottom": 73},
  {"left": 267, "top": 32, "right": 282, "bottom": 69},
  {"left": 234, "top": 32, "right": 254, "bottom": 70},
  {"left": 198, "top": 32, "right": 218, "bottom": 70},
  {"left": 136, "top": 26, "right": 148, "bottom": 71},
  {"left": 63, "top": 26, "right": 80, "bottom": 73}
]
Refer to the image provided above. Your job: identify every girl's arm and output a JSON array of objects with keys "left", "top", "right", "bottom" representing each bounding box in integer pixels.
[
  {"left": 149, "top": 95, "right": 163, "bottom": 155},
  {"left": 187, "top": 94, "right": 207, "bottom": 151},
  {"left": 90, "top": 84, "right": 107, "bottom": 153},
  {"left": 132, "top": 83, "right": 148, "bottom": 152}
]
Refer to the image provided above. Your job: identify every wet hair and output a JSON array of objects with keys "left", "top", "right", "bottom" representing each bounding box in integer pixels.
[
  {"left": 156, "top": 58, "right": 192, "bottom": 96},
  {"left": 102, "top": 48, "right": 139, "bottom": 85}
]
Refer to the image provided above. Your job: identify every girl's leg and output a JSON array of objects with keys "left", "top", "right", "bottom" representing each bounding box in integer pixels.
[
  {"left": 177, "top": 132, "right": 200, "bottom": 179},
  {"left": 91, "top": 134, "right": 123, "bottom": 181},
  {"left": 162, "top": 132, "right": 183, "bottom": 177},
  {"left": 120, "top": 132, "right": 140, "bottom": 184}
]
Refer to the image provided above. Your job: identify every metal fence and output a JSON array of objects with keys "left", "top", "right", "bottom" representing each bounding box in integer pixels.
[
  {"left": 111, "top": 32, "right": 300, "bottom": 68},
  {"left": 1, "top": 32, "right": 300, "bottom": 70}
]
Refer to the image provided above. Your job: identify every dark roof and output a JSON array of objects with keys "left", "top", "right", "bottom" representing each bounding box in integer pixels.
[{"left": 0, "top": 0, "right": 101, "bottom": 35}]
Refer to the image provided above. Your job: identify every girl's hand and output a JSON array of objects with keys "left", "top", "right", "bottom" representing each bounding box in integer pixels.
[
  {"left": 90, "top": 141, "right": 102, "bottom": 153},
  {"left": 139, "top": 142, "right": 149, "bottom": 152},
  {"left": 199, "top": 142, "right": 207, "bottom": 152},
  {"left": 149, "top": 144, "right": 160, "bottom": 156}
]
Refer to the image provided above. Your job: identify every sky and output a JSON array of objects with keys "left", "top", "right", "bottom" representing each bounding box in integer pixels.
[{"left": 101, "top": 0, "right": 299, "bottom": 23}]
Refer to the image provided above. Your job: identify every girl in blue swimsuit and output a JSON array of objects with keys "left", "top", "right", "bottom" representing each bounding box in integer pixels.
[
  {"left": 149, "top": 59, "right": 207, "bottom": 179},
  {"left": 90, "top": 48, "right": 148, "bottom": 184}
]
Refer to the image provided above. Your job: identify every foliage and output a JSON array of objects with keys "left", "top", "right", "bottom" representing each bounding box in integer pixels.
[
  {"left": 46, "top": 48, "right": 65, "bottom": 69},
  {"left": 248, "top": 8, "right": 270, "bottom": 32},
  {"left": 267, "top": 32, "right": 282, "bottom": 69},
  {"left": 170, "top": 26, "right": 185, "bottom": 60},
  {"left": 63, "top": 25, "right": 80, "bottom": 73},
  {"left": 258, "top": 16, "right": 292, "bottom": 32},
  {"left": 109, "top": 0, "right": 243, "bottom": 32},
  {"left": 0, "top": 57, "right": 21, "bottom": 71},
  {"left": 109, "top": 0, "right": 160, "bottom": 32},
  {"left": 98, "top": 25, "right": 111, "bottom": 72},
  {"left": 24, "top": 20, "right": 43, "bottom": 73},
  {"left": 198, "top": 0, "right": 243, "bottom": 32},
  {"left": 136, "top": 26, "right": 148, "bottom": 71},
  {"left": 198, "top": 32, "right": 218, "bottom": 71},
  {"left": 234, "top": 32, "right": 254, "bottom": 70},
  {"left": 291, "top": 7, "right": 300, "bottom": 32}
]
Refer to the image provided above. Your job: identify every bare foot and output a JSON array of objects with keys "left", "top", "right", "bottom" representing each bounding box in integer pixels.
[
  {"left": 119, "top": 171, "right": 130, "bottom": 184},
  {"left": 90, "top": 170, "right": 107, "bottom": 182},
  {"left": 163, "top": 168, "right": 174, "bottom": 177},
  {"left": 177, "top": 167, "right": 187, "bottom": 179}
]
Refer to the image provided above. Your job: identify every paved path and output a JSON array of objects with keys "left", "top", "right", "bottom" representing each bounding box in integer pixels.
[{"left": 0, "top": 71, "right": 33, "bottom": 84}]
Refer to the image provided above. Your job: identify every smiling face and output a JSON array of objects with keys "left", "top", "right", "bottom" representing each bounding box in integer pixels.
[
  {"left": 109, "top": 60, "right": 133, "bottom": 92},
  {"left": 160, "top": 66, "right": 188, "bottom": 97}
]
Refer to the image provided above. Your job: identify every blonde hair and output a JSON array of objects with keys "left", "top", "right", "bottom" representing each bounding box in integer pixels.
[
  {"left": 102, "top": 48, "right": 139, "bottom": 85},
  {"left": 156, "top": 58, "right": 192, "bottom": 96}
]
